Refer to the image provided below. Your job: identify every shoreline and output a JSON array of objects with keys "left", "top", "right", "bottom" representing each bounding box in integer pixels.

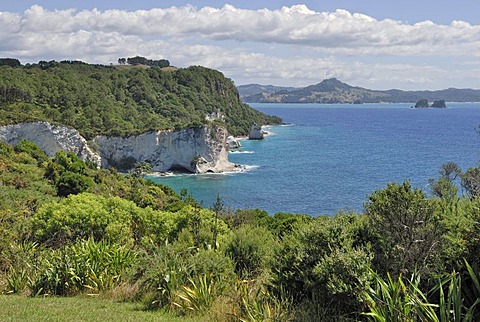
[{"left": 147, "top": 164, "right": 256, "bottom": 178}]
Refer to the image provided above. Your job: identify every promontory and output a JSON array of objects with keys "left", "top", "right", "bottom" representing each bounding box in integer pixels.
[{"left": 0, "top": 58, "right": 281, "bottom": 173}]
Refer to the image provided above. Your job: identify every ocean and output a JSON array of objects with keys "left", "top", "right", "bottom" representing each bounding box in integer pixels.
[{"left": 148, "top": 103, "right": 480, "bottom": 216}]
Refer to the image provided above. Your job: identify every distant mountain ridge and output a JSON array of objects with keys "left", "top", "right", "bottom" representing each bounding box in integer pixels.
[
  {"left": 238, "top": 78, "right": 480, "bottom": 104},
  {"left": 237, "top": 84, "right": 297, "bottom": 99}
]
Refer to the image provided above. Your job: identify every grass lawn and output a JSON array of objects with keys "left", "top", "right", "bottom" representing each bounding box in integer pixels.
[{"left": 0, "top": 295, "right": 202, "bottom": 322}]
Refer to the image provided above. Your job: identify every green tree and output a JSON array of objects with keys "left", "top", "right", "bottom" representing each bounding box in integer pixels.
[
  {"left": 211, "top": 194, "right": 223, "bottom": 250},
  {"left": 429, "top": 162, "right": 461, "bottom": 199},
  {"left": 461, "top": 167, "right": 480, "bottom": 199},
  {"left": 0, "top": 58, "right": 21, "bottom": 67},
  {"left": 130, "top": 161, "right": 153, "bottom": 178},
  {"left": 365, "top": 181, "right": 440, "bottom": 276}
]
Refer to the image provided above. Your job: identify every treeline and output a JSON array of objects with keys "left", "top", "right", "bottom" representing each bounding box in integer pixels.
[
  {"left": 118, "top": 56, "right": 170, "bottom": 68},
  {"left": 2, "top": 139, "right": 480, "bottom": 321},
  {"left": 0, "top": 59, "right": 281, "bottom": 139}
]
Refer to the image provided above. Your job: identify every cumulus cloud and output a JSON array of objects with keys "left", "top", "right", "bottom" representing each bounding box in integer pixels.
[
  {"left": 2, "top": 5, "right": 479, "bottom": 55},
  {"left": 0, "top": 4, "right": 478, "bottom": 89}
]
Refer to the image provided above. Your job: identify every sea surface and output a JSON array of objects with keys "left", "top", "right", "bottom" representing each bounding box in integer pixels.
[{"left": 149, "top": 103, "right": 480, "bottom": 216}]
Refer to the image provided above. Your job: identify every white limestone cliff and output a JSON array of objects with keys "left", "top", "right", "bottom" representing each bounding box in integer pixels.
[
  {"left": 0, "top": 122, "right": 234, "bottom": 173},
  {"left": 0, "top": 122, "right": 101, "bottom": 167},
  {"left": 94, "top": 125, "right": 234, "bottom": 173}
]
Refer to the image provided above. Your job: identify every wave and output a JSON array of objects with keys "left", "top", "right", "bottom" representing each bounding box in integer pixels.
[
  {"left": 199, "top": 165, "right": 259, "bottom": 176},
  {"left": 229, "top": 150, "right": 255, "bottom": 154},
  {"left": 146, "top": 165, "right": 259, "bottom": 178}
]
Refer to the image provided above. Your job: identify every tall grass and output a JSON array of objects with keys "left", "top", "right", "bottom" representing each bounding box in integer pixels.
[
  {"left": 29, "top": 238, "right": 136, "bottom": 296},
  {"left": 173, "top": 274, "right": 217, "bottom": 314},
  {"left": 363, "top": 261, "right": 480, "bottom": 322}
]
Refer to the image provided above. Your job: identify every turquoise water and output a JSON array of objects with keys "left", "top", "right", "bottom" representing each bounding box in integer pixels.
[{"left": 149, "top": 103, "right": 480, "bottom": 216}]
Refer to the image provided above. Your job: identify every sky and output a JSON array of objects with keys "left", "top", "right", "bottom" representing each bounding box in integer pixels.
[{"left": 0, "top": 1, "right": 479, "bottom": 90}]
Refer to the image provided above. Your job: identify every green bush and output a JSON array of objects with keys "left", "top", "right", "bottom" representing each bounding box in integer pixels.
[
  {"left": 0, "top": 141, "right": 14, "bottom": 157},
  {"left": 56, "top": 171, "right": 94, "bottom": 197},
  {"left": 225, "top": 225, "right": 275, "bottom": 279},
  {"left": 14, "top": 139, "right": 48, "bottom": 164},
  {"left": 31, "top": 193, "right": 174, "bottom": 247},
  {"left": 273, "top": 213, "right": 373, "bottom": 316}
]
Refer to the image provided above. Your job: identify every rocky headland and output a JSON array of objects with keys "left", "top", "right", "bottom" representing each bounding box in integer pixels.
[{"left": 0, "top": 59, "right": 281, "bottom": 173}]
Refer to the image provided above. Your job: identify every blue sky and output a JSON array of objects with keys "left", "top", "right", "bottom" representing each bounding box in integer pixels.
[
  {"left": 1, "top": 1, "right": 479, "bottom": 90},
  {"left": 2, "top": 1, "right": 479, "bottom": 25}
]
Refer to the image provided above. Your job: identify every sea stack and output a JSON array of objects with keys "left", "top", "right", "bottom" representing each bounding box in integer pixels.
[
  {"left": 414, "top": 99, "right": 447, "bottom": 108},
  {"left": 248, "top": 123, "right": 264, "bottom": 140},
  {"left": 414, "top": 99, "right": 430, "bottom": 108},
  {"left": 431, "top": 100, "right": 447, "bottom": 108}
]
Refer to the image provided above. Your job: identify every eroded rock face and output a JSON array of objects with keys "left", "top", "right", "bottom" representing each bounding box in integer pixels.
[
  {"left": 0, "top": 122, "right": 101, "bottom": 167},
  {"left": 94, "top": 125, "right": 234, "bottom": 173}
]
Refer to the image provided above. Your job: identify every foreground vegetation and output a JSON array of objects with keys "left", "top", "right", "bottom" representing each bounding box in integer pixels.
[
  {"left": 0, "top": 59, "right": 281, "bottom": 138},
  {"left": 2, "top": 139, "right": 480, "bottom": 321}
]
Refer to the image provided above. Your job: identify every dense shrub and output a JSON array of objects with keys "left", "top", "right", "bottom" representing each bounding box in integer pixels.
[
  {"left": 31, "top": 193, "right": 174, "bottom": 247},
  {"left": 273, "top": 213, "right": 373, "bottom": 315},
  {"left": 225, "top": 225, "right": 275, "bottom": 279},
  {"left": 365, "top": 181, "right": 440, "bottom": 276},
  {"left": 14, "top": 139, "right": 48, "bottom": 163}
]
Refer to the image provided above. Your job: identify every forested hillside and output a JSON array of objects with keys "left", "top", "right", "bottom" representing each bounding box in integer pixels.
[{"left": 0, "top": 60, "right": 281, "bottom": 139}]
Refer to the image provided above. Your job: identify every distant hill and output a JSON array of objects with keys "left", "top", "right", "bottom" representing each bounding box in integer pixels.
[
  {"left": 0, "top": 60, "right": 281, "bottom": 139},
  {"left": 240, "top": 78, "right": 480, "bottom": 104},
  {"left": 237, "top": 84, "right": 297, "bottom": 99}
]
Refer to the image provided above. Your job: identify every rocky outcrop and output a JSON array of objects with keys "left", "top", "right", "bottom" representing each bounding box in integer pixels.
[
  {"left": 0, "top": 122, "right": 101, "bottom": 167},
  {"left": 248, "top": 123, "right": 264, "bottom": 140},
  {"left": 227, "top": 136, "right": 242, "bottom": 149},
  {"left": 94, "top": 125, "right": 234, "bottom": 173}
]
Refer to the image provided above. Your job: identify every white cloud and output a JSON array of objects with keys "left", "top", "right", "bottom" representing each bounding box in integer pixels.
[
  {"left": 3, "top": 5, "right": 479, "bottom": 55},
  {"left": 0, "top": 4, "right": 478, "bottom": 89}
]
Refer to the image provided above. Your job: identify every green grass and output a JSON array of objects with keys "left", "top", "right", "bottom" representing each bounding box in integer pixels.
[{"left": 0, "top": 295, "right": 202, "bottom": 322}]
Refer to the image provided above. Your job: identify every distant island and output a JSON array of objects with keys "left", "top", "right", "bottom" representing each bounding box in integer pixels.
[
  {"left": 414, "top": 99, "right": 447, "bottom": 108},
  {"left": 238, "top": 78, "right": 480, "bottom": 104}
]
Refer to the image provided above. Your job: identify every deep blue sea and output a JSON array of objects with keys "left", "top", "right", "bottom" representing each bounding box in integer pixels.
[{"left": 149, "top": 103, "right": 480, "bottom": 216}]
